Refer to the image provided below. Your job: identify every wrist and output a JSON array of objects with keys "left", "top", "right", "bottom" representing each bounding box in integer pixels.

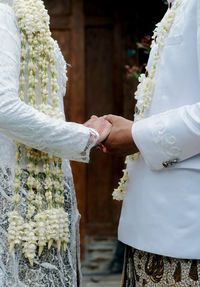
[{"left": 88, "top": 128, "right": 100, "bottom": 145}]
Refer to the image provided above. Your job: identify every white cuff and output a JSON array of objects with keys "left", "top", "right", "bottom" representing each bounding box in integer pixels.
[
  {"left": 132, "top": 105, "right": 200, "bottom": 170},
  {"left": 132, "top": 119, "right": 166, "bottom": 170},
  {"left": 80, "top": 128, "right": 99, "bottom": 163}
]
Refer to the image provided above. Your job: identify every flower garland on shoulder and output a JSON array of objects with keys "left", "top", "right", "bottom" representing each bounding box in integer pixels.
[
  {"left": 113, "top": 0, "right": 182, "bottom": 201},
  {"left": 8, "top": 0, "right": 69, "bottom": 266}
]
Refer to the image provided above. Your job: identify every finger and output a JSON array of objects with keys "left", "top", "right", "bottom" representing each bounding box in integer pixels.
[
  {"left": 84, "top": 115, "right": 100, "bottom": 125},
  {"left": 99, "top": 122, "right": 112, "bottom": 140},
  {"left": 83, "top": 122, "right": 90, "bottom": 127},
  {"left": 91, "top": 115, "right": 98, "bottom": 119},
  {"left": 104, "top": 114, "right": 118, "bottom": 124},
  {"left": 84, "top": 119, "right": 94, "bottom": 127},
  {"left": 103, "top": 115, "right": 113, "bottom": 124},
  {"left": 102, "top": 146, "right": 109, "bottom": 153}
]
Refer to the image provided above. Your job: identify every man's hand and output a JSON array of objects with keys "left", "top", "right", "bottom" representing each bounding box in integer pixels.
[
  {"left": 84, "top": 115, "right": 112, "bottom": 143},
  {"left": 102, "top": 115, "right": 138, "bottom": 156}
]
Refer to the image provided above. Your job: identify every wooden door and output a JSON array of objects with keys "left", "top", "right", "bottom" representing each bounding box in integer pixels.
[{"left": 84, "top": 0, "right": 125, "bottom": 238}]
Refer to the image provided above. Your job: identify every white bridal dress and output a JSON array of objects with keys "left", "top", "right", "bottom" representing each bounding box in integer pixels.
[{"left": 0, "top": 1, "right": 98, "bottom": 286}]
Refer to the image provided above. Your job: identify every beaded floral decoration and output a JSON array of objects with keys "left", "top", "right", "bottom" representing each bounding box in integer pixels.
[
  {"left": 113, "top": 0, "right": 182, "bottom": 201},
  {"left": 8, "top": 0, "right": 70, "bottom": 266}
]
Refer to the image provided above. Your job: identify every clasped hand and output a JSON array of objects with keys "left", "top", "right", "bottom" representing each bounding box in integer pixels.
[{"left": 84, "top": 115, "right": 138, "bottom": 156}]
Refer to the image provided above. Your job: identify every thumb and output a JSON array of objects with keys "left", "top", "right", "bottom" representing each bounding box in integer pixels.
[
  {"left": 90, "top": 115, "right": 98, "bottom": 120},
  {"left": 104, "top": 114, "right": 118, "bottom": 124},
  {"left": 103, "top": 115, "right": 114, "bottom": 124}
]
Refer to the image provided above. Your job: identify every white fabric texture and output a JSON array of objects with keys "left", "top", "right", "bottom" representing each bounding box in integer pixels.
[
  {"left": 118, "top": 0, "right": 200, "bottom": 259},
  {"left": 132, "top": 0, "right": 200, "bottom": 171},
  {"left": 0, "top": 3, "right": 98, "bottom": 164},
  {"left": 0, "top": 1, "right": 98, "bottom": 286}
]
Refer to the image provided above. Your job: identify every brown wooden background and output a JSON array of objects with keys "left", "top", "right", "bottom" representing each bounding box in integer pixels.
[{"left": 44, "top": 0, "right": 166, "bottom": 257}]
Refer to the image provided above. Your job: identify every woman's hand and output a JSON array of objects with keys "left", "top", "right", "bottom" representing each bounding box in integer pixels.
[{"left": 84, "top": 115, "right": 112, "bottom": 143}]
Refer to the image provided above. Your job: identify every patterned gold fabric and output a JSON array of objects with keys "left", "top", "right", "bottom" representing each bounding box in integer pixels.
[{"left": 122, "top": 246, "right": 200, "bottom": 287}]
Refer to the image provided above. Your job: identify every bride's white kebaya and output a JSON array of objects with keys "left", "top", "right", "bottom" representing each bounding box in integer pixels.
[
  {"left": 113, "top": 0, "right": 182, "bottom": 201},
  {"left": 8, "top": 0, "right": 70, "bottom": 266}
]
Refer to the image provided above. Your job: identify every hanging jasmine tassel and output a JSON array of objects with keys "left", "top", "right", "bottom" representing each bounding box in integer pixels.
[{"left": 7, "top": 0, "right": 69, "bottom": 265}]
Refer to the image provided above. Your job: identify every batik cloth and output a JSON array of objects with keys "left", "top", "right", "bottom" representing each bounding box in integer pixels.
[{"left": 122, "top": 246, "right": 200, "bottom": 287}]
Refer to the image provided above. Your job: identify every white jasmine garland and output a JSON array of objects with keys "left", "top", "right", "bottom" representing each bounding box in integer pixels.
[
  {"left": 38, "top": 104, "right": 64, "bottom": 120},
  {"left": 8, "top": 0, "right": 70, "bottom": 266},
  {"left": 23, "top": 221, "right": 38, "bottom": 266},
  {"left": 53, "top": 157, "right": 65, "bottom": 207},
  {"left": 113, "top": 0, "right": 182, "bottom": 201},
  {"left": 35, "top": 211, "right": 47, "bottom": 256},
  {"left": 112, "top": 170, "right": 129, "bottom": 201},
  {"left": 12, "top": 193, "right": 20, "bottom": 205},
  {"left": 8, "top": 211, "right": 24, "bottom": 253},
  {"left": 58, "top": 208, "right": 70, "bottom": 251},
  {"left": 27, "top": 190, "right": 35, "bottom": 201},
  {"left": 45, "top": 208, "right": 60, "bottom": 249},
  {"left": 14, "top": 144, "right": 22, "bottom": 198},
  {"left": 44, "top": 177, "right": 53, "bottom": 191},
  {"left": 35, "top": 193, "right": 43, "bottom": 209},
  {"left": 27, "top": 204, "right": 36, "bottom": 220}
]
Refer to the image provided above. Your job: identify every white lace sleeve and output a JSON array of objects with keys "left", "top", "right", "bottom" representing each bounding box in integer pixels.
[{"left": 0, "top": 5, "right": 99, "bottom": 162}]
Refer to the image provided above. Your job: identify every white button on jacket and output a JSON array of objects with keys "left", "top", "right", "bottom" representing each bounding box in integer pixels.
[{"left": 118, "top": 0, "right": 200, "bottom": 259}]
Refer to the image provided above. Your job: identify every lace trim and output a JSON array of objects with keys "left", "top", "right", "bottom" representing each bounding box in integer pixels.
[{"left": 80, "top": 129, "right": 99, "bottom": 161}]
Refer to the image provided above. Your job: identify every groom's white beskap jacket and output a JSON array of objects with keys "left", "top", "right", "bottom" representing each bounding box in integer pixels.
[{"left": 118, "top": 0, "right": 200, "bottom": 259}]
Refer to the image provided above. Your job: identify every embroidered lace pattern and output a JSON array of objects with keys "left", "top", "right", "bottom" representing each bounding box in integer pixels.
[{"left": 0, "top": 168, "right": 80, "bottom": 287}]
